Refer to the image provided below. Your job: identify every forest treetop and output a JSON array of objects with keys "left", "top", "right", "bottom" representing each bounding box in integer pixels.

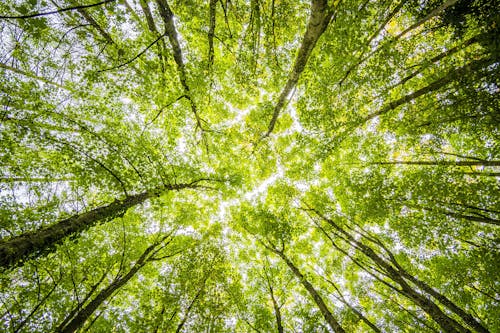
[{"left": 0, "top": 0, "right": 499, "bottom": 332}]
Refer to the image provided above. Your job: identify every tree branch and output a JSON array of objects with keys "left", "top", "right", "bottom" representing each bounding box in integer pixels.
[{"left": 0, "top": 0, "right": 116, "bottom": 19}]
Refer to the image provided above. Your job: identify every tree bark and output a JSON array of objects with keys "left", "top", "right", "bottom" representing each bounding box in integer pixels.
[
  {"left": 208, "top": 0, "right": 217, "bottom": 68},
  {"left": 156, "top": 0, "right": 204, "bottom": 130},
  {"left": 362, "top": 57, "right": 495, "bottom": 123},
  {"left": 58, "top": 237, "right": 169, "bottom": 332},
  {"left": 263, "top": 0, "right": 335, "bottom": 138},
  {"left": 263, "top": 267, "right": 284, "bottom": 333},
  {"left": 0, "top": 181, "right": 206, "bottom": 269},
  {"left": 307, "top": 208, "right": 472, "bottom": 333},
  {"left": 265, "top": 243, "right": 346, "bottom": 333}
]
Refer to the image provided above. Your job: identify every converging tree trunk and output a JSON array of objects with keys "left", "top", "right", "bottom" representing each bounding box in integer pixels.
[
  {"left": 306, "top": 207, "right": 487, "bottom": 333},
  {"left": 0, "top": 180, "right": 208, "bottom": 269},
  {"left": 263, "top": 241, "right": 346, "bottom": 333},
  {"left": 264, "top": 0, "right": 336, "bottom": 138},
  {"left": 57, "top": 235, "right": 175, "bottom": 333}
]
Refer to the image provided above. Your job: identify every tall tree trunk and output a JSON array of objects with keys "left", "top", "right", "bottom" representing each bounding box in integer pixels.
[
  {"left": 263, "top": 266, "right": 284, "bottom": 333},
  {"left": 307, "top": 208, "right": 473, "bottom": 333},
  {"left": 322, "top": 274, "right": 381, "bottom": 333},
  {"left": 0, "top": 181, "right": 206, "bottom": 269},
  {"left": 58, "top": 236, "right": 170, "bottom": 333},
  {"left": 207, "top": 0, "right": 217, "bottom": 68},
  {"left": 372, "top": 160, "right": 500, "bottom": 167},
  {"left": 391, "top": 259, "right": 491, "bottom": 333},
  {"left": 264, "top": 243, "right": 346, "bottom": 333},
  {"left": 175, "top": 268, "right": 212, "bottom": 333},
  {"left": 263, "top": 0, "right": 336, "bottom": 138},
  {"left": 155, "top": 0, "right": 204, "bottom": 130},
  {"left": 362, "top": 57, "right": 495, "bottom": 123}
]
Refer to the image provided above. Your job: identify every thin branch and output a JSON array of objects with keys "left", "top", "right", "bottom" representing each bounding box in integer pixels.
[
  {"left": 0, "top": 0, "right": 116, "bottom": 19},
  {"left": 97, "top": 33, "right": 166, "bottom": 72}
]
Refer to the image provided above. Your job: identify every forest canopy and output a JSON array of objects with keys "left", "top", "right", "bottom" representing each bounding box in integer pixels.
[{"left": 0, "top": 0, "right": 499, "bottom": 332}]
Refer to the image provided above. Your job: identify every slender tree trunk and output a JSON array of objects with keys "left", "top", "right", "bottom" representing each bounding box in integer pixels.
[
  {"left": 270, "top": 289, "right": 284, "bottom": 333},
  {"left": 175, "top": 269, "right": 211, "bottom": 333},
  {"left": 307, "top": 208, "right": 473, "bottom": 333},
  {"left": 362, "top": 57, "right": 495, "bottom": 123},
  {"left": 387, "top": 33, "right": 484, "bottom": 91},
  {"left": 372, "top": 160, "right": 500, "bottom": 167},
  {"left": 0, "top": 181, "right": 205, "bottom": 269},
  {"left": 56, "top": 273, "right": 107, "bottom": 332},
  {"left": 263, "top": 267, "right": 284, "bottom": 333},
  {"left": 265, "top": 244, "right": 346, "bottom": 333},
  {"left": 264, "top": 0, "right": 335, "bottom": 138},
  {"left": 207, "top": 0, "right": 217, "bottom": 68},
  {"left": 155, "top": 0, "right": 204, "bottom": 130},
  {"left": 395, "top": 264, "right": 490, "bottom": 333},
  {"left": 322, "top": 275, "right": 381, "bottom": 333},
  {"left": 58, "top": 237, "right": 168, "bottom": 333}
]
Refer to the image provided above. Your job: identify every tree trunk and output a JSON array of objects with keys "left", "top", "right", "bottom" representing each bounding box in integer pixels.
[
  {"left": 264, "top": 0, "right": 335, "bottom": 138},
  {"left": 372, "top": 160, "right": 500, "bottom": 167},
  {"left": 267, "top": 245, "right": 346, "bottom": 333},
  {"left": 155, "top": 0, "right": 203, "bottom": 130},
  {"left": 0, "top": 181, "right": 204, "bottom": 269},
  {"left": 263, "top": 267, "right": 284, "bottom": 333},
  {"left": 397, "top": 268, "right": 490, "bottom": 333},
  {"left": 58, "top": 237, "right": 166, "bottom": 332},
  {"left": 308, "top": 208, "right": 472, "bottom": 333}
]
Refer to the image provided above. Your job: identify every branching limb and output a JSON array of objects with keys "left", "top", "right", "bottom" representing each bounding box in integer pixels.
[{"left": 0, "top": 0, "right": 116, "bottom": 19}]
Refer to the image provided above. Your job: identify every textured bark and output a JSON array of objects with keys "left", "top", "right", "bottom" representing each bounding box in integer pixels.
[
  {"left": 362, "top": 57, "right": 495, "bottom": 123},
  {"left": 266, "top": 244, "right": 345, "bottom": 333},
  {"left": 0, "top": 181, "right": 204, "bottom": 269},
  {"left": 139, "top": 0, "right": 160, "bottom": 33},
  {"left": 372, "top": 160, "right": 500, "bottom": 167},
  {"left": 264, "top": 0, "right": 335, "bottom": 138},
  {"left": 308, "top": 208, "right": 472, "bottom": 333},
  {"left": 156, "top": 0, "right": 204, "bottom": 130},
  {"left": 58, "top": 238, "right": 167, "bottom": 333},
  {"left": 208, "top": 0, "right": 217, "bottom": 68}
]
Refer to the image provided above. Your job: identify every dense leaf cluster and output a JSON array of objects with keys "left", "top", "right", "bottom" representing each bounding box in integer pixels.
[{"left": 0, "top": 0, "right": 498, "bottom": 332}]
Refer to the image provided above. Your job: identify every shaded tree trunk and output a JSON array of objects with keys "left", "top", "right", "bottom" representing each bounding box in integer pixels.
[
  {"left": 306, "top": 207, "right": 475, "bottom": 333},
  {"left": 0, "top": 181, "right": 206, "bottom": 269},
  {"left": 58, "top": 236, "right": 172, "bottom": 333},
  {"left": 362, "top": 57, "right": 495, "bottom": 123},
  {"left": 155, "top": 0, "right": 204, "bottom": 131},
  {"left": 321, "top": 274, "right": 381, "bottom": 333},
  {"left": 264, "top": 0, "right": 335, "bottom": 138},
  {"left": 263, "top": 242, "right": 346, "bottom": 333}
]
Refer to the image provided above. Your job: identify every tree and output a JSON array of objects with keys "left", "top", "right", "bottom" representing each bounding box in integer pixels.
[{"left": 0, "top": 0, "right": 498, "bottom": 332}]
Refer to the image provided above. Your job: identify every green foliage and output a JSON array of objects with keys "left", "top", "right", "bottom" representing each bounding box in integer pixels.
[{"left": 0, "top": 0, "right": 499, "bottom": 332}]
